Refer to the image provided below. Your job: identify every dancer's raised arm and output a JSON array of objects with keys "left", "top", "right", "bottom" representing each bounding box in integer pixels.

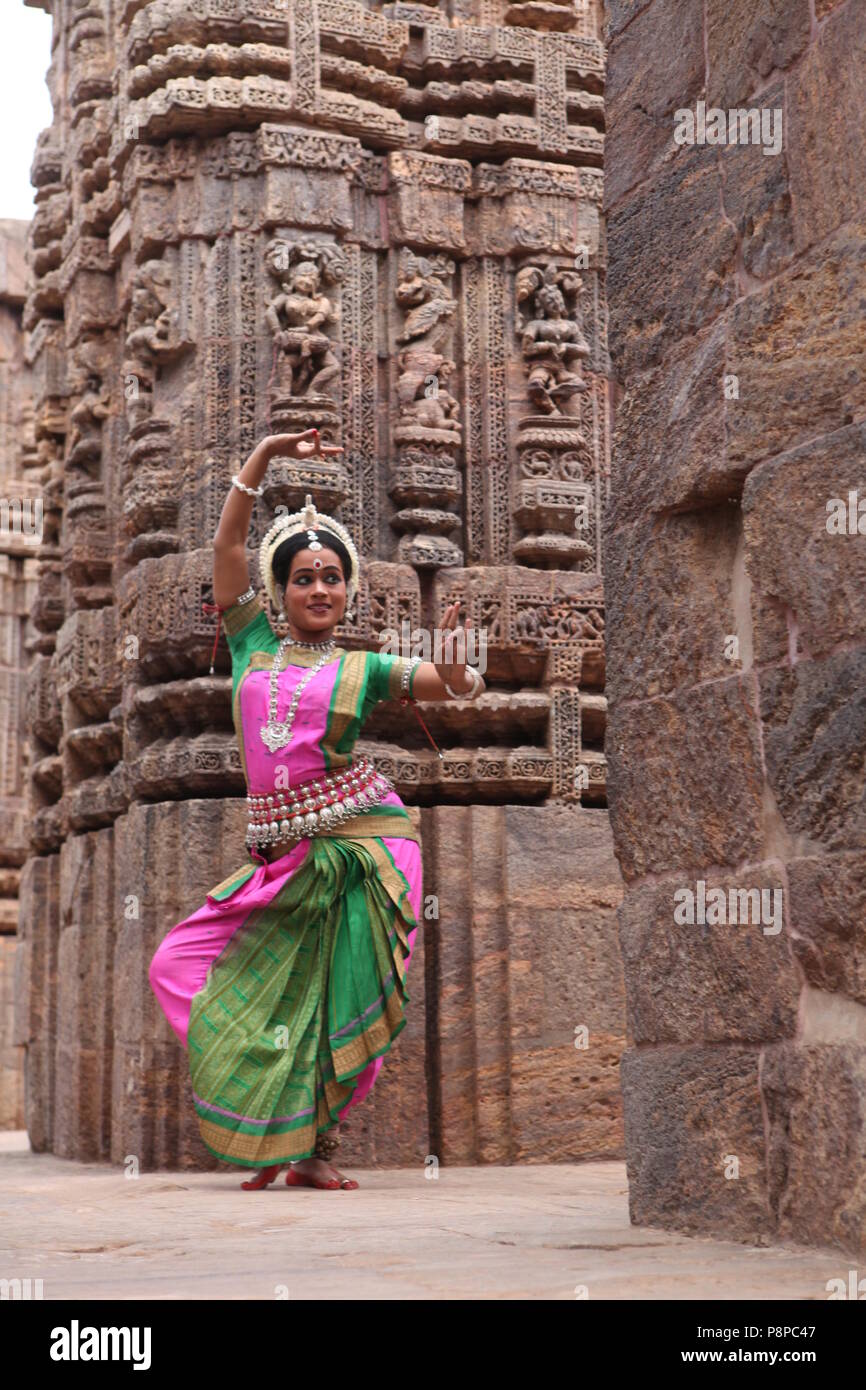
[{"left": 212, "top": 430, "right": 342, "bottom": 607}]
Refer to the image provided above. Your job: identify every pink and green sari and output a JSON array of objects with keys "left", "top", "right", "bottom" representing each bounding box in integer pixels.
[{"left": 148, "top": 593, "right": 422, "bottom": 1167}]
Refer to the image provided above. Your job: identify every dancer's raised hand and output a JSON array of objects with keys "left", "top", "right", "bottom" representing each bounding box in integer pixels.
[
  {"left": 261, "top": 428, "right": 343, "bottom": 460},
  {"left": 433, "top": 600, "right": 474, "bottom": 693}
]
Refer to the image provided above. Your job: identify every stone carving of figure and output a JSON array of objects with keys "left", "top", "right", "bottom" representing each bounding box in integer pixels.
[
  {"left": 265, "top": 240, "right": 345, "bottom": 398},
  {"left": 123, "top": 260, "right": 182, "bottom": 429},
  {"left": 516, "top": 600, "right": 604, "bottom": 643},
  {"left": 395, "top": 250, "right": 458, "bottom": 351},
  {"left": 396, "top": 350, "right": 462, "bottom": 436},
  {"left": 515, "top": 262, "right": 591, "bottom": 416},
  {"left": 67, "top": 336, "right": 112, "bottom": 472},
  {"left": 36, "top": 435, "right": 63, "bottom": 547},
  {"left": 125, "top": 261, "right": 176, "bottom": 361}
]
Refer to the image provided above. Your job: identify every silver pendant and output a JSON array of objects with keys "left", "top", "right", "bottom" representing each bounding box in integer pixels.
[
  {"left": 261, "top": 722, "right": 291, "bottom": 753},
  {"left": 258, "top": 637, "right": 336, "bottom": 754}
]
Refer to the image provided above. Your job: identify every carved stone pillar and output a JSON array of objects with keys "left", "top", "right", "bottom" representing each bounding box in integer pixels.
[{"left": 17, "top": 0, "right": 620, "bottom": 1170}]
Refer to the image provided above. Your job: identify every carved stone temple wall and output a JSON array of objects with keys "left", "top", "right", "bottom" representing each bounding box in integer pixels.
[
  {"left": 0, "top": 220, "right": 39, "bottom": 1129},
  {"left": 12, "top": 0, "right": 625, "bottom": 1168},
  {"left": 604, "top": 0, "right": 866, "bottom": 1254}
]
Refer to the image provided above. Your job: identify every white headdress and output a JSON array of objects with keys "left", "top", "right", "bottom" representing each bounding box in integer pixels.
[{"left": 259, "top": 493, "right": 360, "bottom": 617}]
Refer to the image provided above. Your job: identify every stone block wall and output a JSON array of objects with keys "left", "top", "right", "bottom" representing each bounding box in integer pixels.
[{"left": 604, "top": 0, "right": 866, "bottom": 1254}]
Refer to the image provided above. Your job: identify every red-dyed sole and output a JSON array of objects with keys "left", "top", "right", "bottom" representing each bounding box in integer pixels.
[
  {"left": 285, "top": 1166, "right": 358, "bottom": 1190},
  {"left": 240, "top": 1164, "right": 281, "bottom": 1190}
]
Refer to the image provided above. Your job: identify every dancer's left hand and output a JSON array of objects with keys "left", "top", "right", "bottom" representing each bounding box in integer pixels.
[{"left": 433, "top": 601, "right": 473, "bottom": 693}]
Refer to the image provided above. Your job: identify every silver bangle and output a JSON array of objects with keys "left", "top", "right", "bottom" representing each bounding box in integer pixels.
[
  {"left": 231, "top": 473, "right": 264, "bottom": 498},
  {"left": 233, "top": 586, "right": 256, "bottom": 606},
  {"left": 401, "top": 655, "right": 422, "bottom": 696},
  {"left": 444, "top": 666, "right": 483, "bottom": 700}
]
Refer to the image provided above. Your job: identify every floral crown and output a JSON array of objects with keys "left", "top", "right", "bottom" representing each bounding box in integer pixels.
[{"left": 259, "top": 493, "right": 360, "bottom": 611}]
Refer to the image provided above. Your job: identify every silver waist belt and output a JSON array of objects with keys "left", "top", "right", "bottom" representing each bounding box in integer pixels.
[{"left": 244, "top": 757, "right": 394, "bottom": 851}]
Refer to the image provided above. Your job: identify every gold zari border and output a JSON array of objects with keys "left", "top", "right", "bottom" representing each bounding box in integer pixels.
[{"left": 221, "top": 592, "right": 265, "bottom": 636}]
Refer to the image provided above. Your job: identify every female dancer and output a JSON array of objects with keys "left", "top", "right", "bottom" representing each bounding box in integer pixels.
[{"left": 149, "top": 429, "right": 485, "bottom": 1190}]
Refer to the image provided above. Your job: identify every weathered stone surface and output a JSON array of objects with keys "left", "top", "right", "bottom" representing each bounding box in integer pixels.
[
  {"left": 718, "top": 89, "right": 795, "bottom": 281},
  {"left": 743, "top": 423, "right": 866, "bottom": 666},
  {"left": 506, "top": 807, "right": 626, "bottom": 1161},
  {"left": 707, "top": 0, "right": 811, "bottom": 107},
  {"left": 607, "top": 146, "right": 737, "bottom": 376},
  {"left": 431, "top": 804, "right": 625, "bottom": 1164},
  {"left": 0, "top": 1141, "right": 847, "bottom": 1300},
  {"left": 605, "top": 505, "right": 742, "bottom": 703},
  {"left": 604, "top": 0, "right": 653, "bottom": 41},
  {"left": 604, "top": 0, "right": 866, "bottom": 1258},
  {"left": 787, "top": 1, "right": 866, "bottom": 251},
  {"left": 603, "top": 0, "right": 704, "bottom": 209},
  {"left": 618, "top": 866, "right": 800, "bottom": 1043},
  {"left": 14, "top": 853, "right": 60, "bottom": 1152},
  {"left": 759, "top": 652, "right": 866, "bottom": 853},
  {"left": 763, "top": 1042, "right": 866, "bottom": 1254},
  {"left": 619, "top": 1046, "right": 774, "bottom": 1240},
  {"left": 605, "top": 319, "right": 732, "bottom": 530},
  {"left": 429, "top": 805, "right": 476, "bottom": 1164},
  {"left": 606, "top": 678, "right": 766, "bottom": 881},
  {"left": 787, "top": 852, "right": 866, "bottom": 1005},
  {"left": 727, "top": 222, "right": 866, "bottom": 472}
]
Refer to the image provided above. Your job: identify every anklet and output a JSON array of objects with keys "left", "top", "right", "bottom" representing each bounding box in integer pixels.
[{"left": 314, "top": 1130, "right": 340, "bottom": 1158}]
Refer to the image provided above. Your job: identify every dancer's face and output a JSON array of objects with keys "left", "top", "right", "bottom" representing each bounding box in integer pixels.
[{"left": 282, "top": 546, "right": 346, "bottom": 639}]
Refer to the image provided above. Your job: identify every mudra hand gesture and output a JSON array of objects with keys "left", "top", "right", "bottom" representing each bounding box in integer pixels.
[
  {"left": 433, "top": 601, "right": 477, "bottom": 695},
  {"left": 260, "top": 428, "right": 343, "bottom": 460}
]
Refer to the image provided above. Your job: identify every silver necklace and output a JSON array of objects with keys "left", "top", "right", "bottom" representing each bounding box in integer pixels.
[
  {"left": 281, "top": 633, "right": 335, "bottom": 652},
  {"left": 260, "top": 632, "right": 336, "bottom": 754}
]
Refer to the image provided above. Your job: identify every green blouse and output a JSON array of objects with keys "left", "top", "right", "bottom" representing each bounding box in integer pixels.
[{"left": 219, "top": 591, "right": 421, "bottom": 788}]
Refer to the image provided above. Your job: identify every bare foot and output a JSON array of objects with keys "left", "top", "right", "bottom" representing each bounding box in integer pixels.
[
  {"left": 241, "top": 1164, "right": 281, "bottom": 1190},
  {"left": 289, "top": 1157, "right": 359, "bottom": 1189}
]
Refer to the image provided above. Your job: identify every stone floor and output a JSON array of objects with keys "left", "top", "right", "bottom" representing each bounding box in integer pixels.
[{"left": 0, "top": 1132, "right": 849, "bottom": 1299}]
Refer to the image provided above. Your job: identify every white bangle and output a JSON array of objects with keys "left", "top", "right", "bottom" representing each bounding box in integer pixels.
[
  {"left": 232, "top": 474, "right": 264, "bottom": 498},
  {"left": 401, "top": 655, "right": 423, "bottom": 696},
  {"left": 444, "top": 666, "right": 483, "bottom": 700}
]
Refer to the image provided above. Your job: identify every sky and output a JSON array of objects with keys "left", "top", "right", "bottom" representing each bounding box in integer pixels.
[{"left": 1, "top": 4, "right": 54, "bottom": 221}]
